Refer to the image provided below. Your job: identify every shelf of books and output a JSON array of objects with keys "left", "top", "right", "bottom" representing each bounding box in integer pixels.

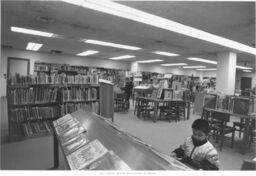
[
  {"left": 52, "top": 110, "right": 193, "bottom": 170},
  {"left": 7, "top": 69, "right": 100, "bottom": 141}
]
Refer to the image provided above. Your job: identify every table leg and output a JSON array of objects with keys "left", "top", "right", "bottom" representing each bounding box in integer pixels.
[
  {"left": 53, "top": 134, "right": 59, "bottom": 168},
  {"left": 241, "top": 118, "right": 250, "bottom": 154},
  {"left": 187, "top": 102, "right": 190, "bottom": 120},
  {"left": 153, "top": 101, "right": 158, "bottom": 123}
]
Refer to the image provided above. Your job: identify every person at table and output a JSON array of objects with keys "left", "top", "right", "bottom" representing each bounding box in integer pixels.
[{"left": 170, "top": 119, "right": 219, "bottom": 170}]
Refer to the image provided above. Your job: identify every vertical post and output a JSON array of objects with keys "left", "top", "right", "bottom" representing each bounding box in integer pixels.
[{"left": 53, "top": 134, "right": 59, "bottom": 168}]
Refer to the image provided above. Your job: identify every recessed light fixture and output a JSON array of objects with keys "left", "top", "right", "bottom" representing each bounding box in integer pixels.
[
  {"left": 109, "top": 55, "right": 135, "bottom": 60},
  {"left": 153, "top": 51, "right": 179, "bottom": 57},
  {"left": 236, "top": 66, "right": 253, "bottom": 70},
  {"left": 61, "top": 0, "right": 256, "bottom": 55},
  {"left": 196, "top": 68, "right": 217, "bottom": 71},
  {"left": 137, "top": 59, "right": 163, "bottom": 63},
  {"left": 26, "top": 42, "right": 43, "bottom": 51},
  {"left": 187, "top": 57, "right": 217, "bottom": 64},
  {"left": 11, "top": 26, "right": 54, "bottom": 37},
  {"left": 161, "top": 63, "right": 187, "bottom": 66},
  {"left": 76, "top": 50, "right": 99, "bottom": 56},
  {"left": 84, "top": 39, "right": 141, "bottom": 50},
  {"left": 242, "top": 70, "right": 252, "bottom": 72},
  {"left": 183, "top": 66, "right": 206, "bottom": 69}
]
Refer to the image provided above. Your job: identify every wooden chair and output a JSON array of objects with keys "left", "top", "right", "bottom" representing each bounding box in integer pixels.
[
  {"left": 210, "top": 111, "right": 235, "bottom": 151},
  {"left": 176, "top": 101, "right": 186, "bottom": 121},
  {"left": 249, "top": 120, "right": 256, "bottom": 150},
  {"left": 114, "top": 93, "right": 127, "bottom": 112},
  {"left": 159, "top": 101, "right": 177, "bottom": 122},
  {"left": 139, "top": 98, "right": 154, "bottom": 120},
  {"left": 233, "top": 118, "right": 245, "bottom": 138}
]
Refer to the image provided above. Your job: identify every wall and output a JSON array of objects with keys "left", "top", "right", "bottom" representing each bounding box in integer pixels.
[
  {"left": 1, "top": 47, "right": 130, "bottom": 97},
  {"left": 138, "top": 64, "right": 200, "bottom": 76}
]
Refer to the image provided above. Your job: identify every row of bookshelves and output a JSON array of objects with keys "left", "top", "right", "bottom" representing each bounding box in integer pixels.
[
  {"left": 8, "top": 88, "right": 59, "bottom": 105},
  {"left": 60, "top": 102, "right": 99, "bottom": 116},
  {"left": 9, "top": 120, "right": 53, "bottom": 138},
  {"left": 9, "top": 106, "right": 60, "bottom": 123},
  {"left": 9, "top": 73, "right": 99, "bottom": 85},
  {"left": 61, "top": 87, "right": 98, "bottom": 101}
]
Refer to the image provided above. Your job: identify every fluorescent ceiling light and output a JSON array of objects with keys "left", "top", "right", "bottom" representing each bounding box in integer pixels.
[
  {"left": 242, "top": 70, "right": 252, "bottom": 73},
  {"left": 153, "top": 51, "right": 179, "bottom": 57},
  {"left": 11, "top": 26, "right": 54, "bottom": 37},
  {"left": 76, "top": 50, "right": 99, "bottom": 56},
  {"left": 26, "top": 42, "right": 43, "bottom": 51},
  {"left": 236, "top": 65, "right": 253, "bottom": 70},
  {"left": 196, "top": 68, "right": 217, "bottom": 71},
  {"left": 187, "top": 57, "right": 217, "bottom": 64},
  {"left": 161, "top": 63, "right": 187, "bottom": 66},
  {"left": 61, "top": 0, "right": 256, "bottom": 55},
  {"left": 137, "top": 59, "right": 163, "bottom": 63},
  {"left": 84, "top": 39, "right": 141, "bottom": 50},
  {"left": 183, "top": 66, "right": 206, "bottom": 69},
  {"left": 109, "top": 55, "right": 135, "bottom": 60}
]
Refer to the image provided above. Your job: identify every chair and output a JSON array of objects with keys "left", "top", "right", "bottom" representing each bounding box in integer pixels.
[
  {"left": 240, "top": 159, "right": 256, "bottom": 170},
  {"left": 114, "top": 93, "right": 127, "bottom": 112},
  {"left": 159, "top": 101, "right": 177, "bottom": 122},
  {"left": 176, "top": 101, "right": 186, "bottom": 121},
  {"left": 210, "top": 111, "right": 235, "bottom": 151},
  {"left": 233, "top": 118, "right": 245, "bottom": 138},
  {"left": 139, "top": 98, "right": 154, "bottom": 120},
  {"left": 249, "top": 120, "right": 256, "bottom": 150}
]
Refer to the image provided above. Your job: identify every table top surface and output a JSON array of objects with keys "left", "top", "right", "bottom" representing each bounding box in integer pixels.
[{"left": 54, "top": 110, "right": 193, "bottom": 170}]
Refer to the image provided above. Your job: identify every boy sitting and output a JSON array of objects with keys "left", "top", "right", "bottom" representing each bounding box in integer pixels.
[{"left": 170, "top": 119, "right": 219, "bottom": 170}]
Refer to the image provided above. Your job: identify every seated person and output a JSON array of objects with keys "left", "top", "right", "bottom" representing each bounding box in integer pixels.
[{"left": 170, "top": 119, "right": 219, "bottom": 170}]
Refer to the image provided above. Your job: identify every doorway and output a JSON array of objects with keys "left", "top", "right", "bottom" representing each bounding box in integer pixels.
[{"left": 240, "top": 77, "right": 252, "bottom": 90}]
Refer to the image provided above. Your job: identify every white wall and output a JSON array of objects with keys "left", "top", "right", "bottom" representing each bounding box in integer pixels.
[
  {"left": 138, "top": 64, "right": 200, "bottom": 76},
  {"left": 1, "top": 47, "right": 130, "bottom": 97}
]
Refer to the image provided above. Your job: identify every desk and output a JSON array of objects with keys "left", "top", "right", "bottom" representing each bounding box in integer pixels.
[
  {"left": 137, "top": 97, "right": 191, "bottom": 122},
  {"left": 203, "top": 107, "right": 256, "bottom": 154},
  {"left": 53, "top": 110, "right": 192, "bottom": 170}
]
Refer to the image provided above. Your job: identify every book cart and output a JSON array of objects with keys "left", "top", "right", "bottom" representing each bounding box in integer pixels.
[{"left": 52, "top": 109, "right": 193, "bottom": 170}]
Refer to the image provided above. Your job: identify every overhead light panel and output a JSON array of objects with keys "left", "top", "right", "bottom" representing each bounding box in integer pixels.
[
  {"left": 26, "top": 42, "right": 43, "bottom": 51},
  {"left": 61, "top": 0, "right": 256, "bottom": 55},
  {"left": 242, "top": 70, "right": 252, "bottom": 73},
  {"left": 183, "top": 66, "right": 206, "bottom": 69},
  {"left": 196, "top": 68, "right": 217, "bottom": 71},
  {"left": 236, "top": 66, "right": 253, "bottom": 70},
  {"left": 161, "top": 63, "right": 187, "bottom": 66},
  {"left": 109, "top": 55, "right": 135, "bottom": 60},
  {"left": 187, "top": 57, "right": 217, "bottom": 65},
  {"left": 76, "top": 50, "right": 99, "bottom": 56},
  {"left": 84, "top": 39, "right": 141, "bottom": 50},
  {"left": 11, "top": 26, "right": 54, "bottom": 37},
  {"left": 153, "top": 51, "right": 179, "bottom": 57},
  {"left": 137, "top": 59, "right": 163, "bottom": 63}
]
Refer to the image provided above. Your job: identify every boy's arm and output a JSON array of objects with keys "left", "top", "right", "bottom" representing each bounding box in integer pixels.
[{"left": 202, "top": 148, "right": 219, "bottom": 170}]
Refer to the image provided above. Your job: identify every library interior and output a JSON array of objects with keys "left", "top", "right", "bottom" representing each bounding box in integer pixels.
[{"left": 1, "top": 0, "right": 256, "bottom": 171}]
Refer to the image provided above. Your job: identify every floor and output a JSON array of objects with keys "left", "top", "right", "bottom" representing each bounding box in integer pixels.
[{"left": 0, "top": 101, "right": 255, "bottom": 170}]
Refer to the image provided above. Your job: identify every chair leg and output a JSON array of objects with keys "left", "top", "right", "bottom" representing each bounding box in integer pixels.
[{"left": 231, "top": 131, "right": 235, "bottom": 148}]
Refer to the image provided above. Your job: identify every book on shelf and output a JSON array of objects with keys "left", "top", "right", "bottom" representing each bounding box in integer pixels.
[
  {"left": 66, "top": 139, "right": 109, "bottom": 170},
  {"left": 86, "top": 150, "right": 131, "bottom": 170}
]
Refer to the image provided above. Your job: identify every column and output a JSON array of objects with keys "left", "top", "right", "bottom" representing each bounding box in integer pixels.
[{"left": 216, "top": 52, "right": 237, "bottom": 95}]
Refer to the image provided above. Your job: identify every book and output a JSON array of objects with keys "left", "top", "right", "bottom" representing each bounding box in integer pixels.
[
  {"left": 86, "top": 150, "right": 131, "bottom": 170},
  {"left": 53, "top": 113, "right": 73, "bottom": 127},
  {"left": 66, "top": 139, "right": 109, "bottom": 170},
  {"left": 55, "top": 118, "right": 79, "bottom": 135},
  {"left": 59, "top": 124, "right": 87, "bottom": 143},
  {"left": 62, "top": 134, "right": 89, "bottom": 155}
]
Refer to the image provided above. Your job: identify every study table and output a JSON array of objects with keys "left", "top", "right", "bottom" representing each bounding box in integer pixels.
[
  {"left": 52, "top": 110, "right": 192, "bottom": 170},
  {"left": 137, "top": 97, "right": 191, "bottom": 122},
  {"left": 203, "top": 107, "right": 256, "bottom": 154}
]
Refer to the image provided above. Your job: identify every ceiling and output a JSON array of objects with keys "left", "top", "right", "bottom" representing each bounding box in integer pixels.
[{"left": 1, "top": 1, "right": 256, "bottom": 70}]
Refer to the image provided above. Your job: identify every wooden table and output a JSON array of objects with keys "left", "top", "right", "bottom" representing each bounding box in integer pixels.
[
  {"left": 137, "top": 97, "right": 191, "bottom": 122},
  {"left": 53, "top": 110, "right": 192, "bottom": 170},
  {"left": 203, "top": 107, "right": 256, "bottom": 154}
]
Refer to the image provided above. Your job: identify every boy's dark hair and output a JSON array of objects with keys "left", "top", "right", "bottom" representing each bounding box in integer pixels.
[{"left": 192, "top": 119, "right": 210, "bottom": 134}]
